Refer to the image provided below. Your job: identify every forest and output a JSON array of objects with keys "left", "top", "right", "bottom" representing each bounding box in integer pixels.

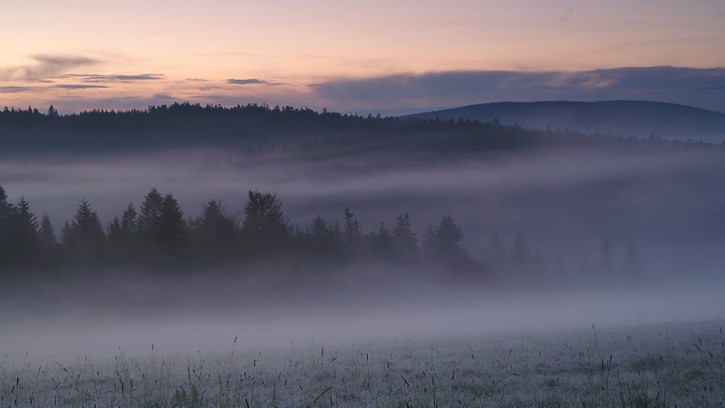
[
  {"left": 0, "top": 185, "right": 641, "bottom": 283},
  {"left": 2, "top": 103, "right": 720, "bottom": 286},
  {"left": 0, "top": 102, "right": 716, "bottom": 157}
]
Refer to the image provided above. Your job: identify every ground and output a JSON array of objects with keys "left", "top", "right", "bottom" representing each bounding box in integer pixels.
[{"left": 1, "top": 319, "right": 724, "bottom": 407}]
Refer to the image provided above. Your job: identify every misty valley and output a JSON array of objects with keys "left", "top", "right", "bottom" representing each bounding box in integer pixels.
[{"left": 1, "top": 104, "right": 724, "bottom": 407}]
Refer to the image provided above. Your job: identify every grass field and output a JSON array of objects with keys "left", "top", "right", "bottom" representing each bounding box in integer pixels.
[{"left": 1, "top": 319, "right": 724, "bottom": 408}]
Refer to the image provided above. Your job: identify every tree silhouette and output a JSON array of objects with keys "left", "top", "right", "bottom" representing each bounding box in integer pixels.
[
  {"left": 241, "top": 191, "right": 291, "bottom": 255},
  {"left": 192, "top": 200, "right": 237, "bottom": 260},
  {"left": 510, "top": 229, "right": 530, "bottom": 267},
  {"left": 137, "top": 189, "right": 164, "bottom": 249},
  {"left": 343, "top": 208, "right": 362, "bottom": 259},
  {"left": 486, "top": 230, "right": 507, "bottom": 269},
  {"left": 6, "top": 198, "right": 39, "bottom": 263},
  {"left": 157, "top": 194, "right": 187, "bottom": 257},
  {"left": 368, "top": 223, "right": 393, "bottom": 260},
  {"left": 622, "top": 242, "right": 641, "bottom": 276},
  {"left": 61, "top": 200, "right": 105, "bottom": 262},
  {"left": 600, "top": 239, "right": 615, "bottom": 274},
  {"left": 0, "top": 186, "right": 13, "bottom": 266},
  {"left": 391, "top": 213, "right": 418, "bottom": 263},
  {"left": 423, "top": 215, "right": 468, "bottom": 268},
  {"left": 107, "top": 203, "right": 139, "bottom": 262},
  {"left": 38, "top": 214, "right": 59, "bottom": 267}
]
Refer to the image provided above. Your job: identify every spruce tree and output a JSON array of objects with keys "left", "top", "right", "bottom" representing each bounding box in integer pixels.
[{"left": 391, "top": 213, "right": 418, "bottom": 263}]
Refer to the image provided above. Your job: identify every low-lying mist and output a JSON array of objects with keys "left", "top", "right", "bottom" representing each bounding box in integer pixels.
[
  {"left": 2, "top": 145, "right": 724, "bottom": 274},
  {"left": 2, "top": 262, "right": 724, "bottom": 364},
  {"left": 2, "top": 141, "right": 724, "bottom": 367}
]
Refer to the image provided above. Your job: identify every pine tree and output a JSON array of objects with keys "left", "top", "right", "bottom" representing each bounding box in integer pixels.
[
  {"left": 510, "top": 229, "right": 530, "bottom": 266},
  {"left": 421, "top": 225, "right": 436, "bottom": 261},
  {"left": 0, "top": 186, "right": 13, "bottom": 263},
  {"left": 193, "top": 200, "right": 237, "bottom": 259},
  {"left": 62, "top": 200, "right": 105, "bottom": 262},
  {"left": 343, "top": 208, "right": 362, "bottom": 258},
  {"left": 7, "top": 198, "right": 39, "bottom": 261},
  {"left": 138, "top": 189, "right": 163, "bottom": 233},
  {"left": 391, "top": 213, "right": 418, "bottom": 263},
  {"left": 39, "top": 214, "right": 57, "bottom": 247},
  {"left": 622, "top": 242, "right": 641, "bottom": 275},
  {"left": 422, "top": 215, "right": 467, "bottom": 267},
  {"left": 157, "top": 194, "right": 187, "bottom": 255},
  {"left": 38, "top": 214, "right": 59, "bottom": 266},
  {"left": 600, "top": 239, "right": 615, "bottom": 274},
  {"left": 241, "top": 191, "right": 290, "bottom": 254},
  {"left": 487, "top": 230, "right": 507, "bottom": 268},
  {"left": 120, "top": 203, "right": 138, "bottom": 237},
  {"left": 369, "top": 223, "right": 393, "bottom": 260}
]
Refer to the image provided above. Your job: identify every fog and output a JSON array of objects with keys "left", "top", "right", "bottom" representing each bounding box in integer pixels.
[
  {"left": 2, "top": 271, "right": 724, "bottom": 365},
  {"left": 2, "top": 145, "right": 724, "bottom": 272},
  {"left": 2, "top": 143, "right": 725, "bottom": 366}
]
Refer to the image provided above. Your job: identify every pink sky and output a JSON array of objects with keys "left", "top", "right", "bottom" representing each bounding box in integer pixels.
[{"left": 2, "top": 0, "right": 724, "bottom": 113}]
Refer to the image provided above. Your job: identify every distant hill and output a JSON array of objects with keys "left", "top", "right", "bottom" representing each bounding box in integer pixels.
[
  {"left": 406, "top": 101, "right": 725, "bottom": 142},
  {"left": 0, "top": 102, "right": 718, "bottom": 158}
]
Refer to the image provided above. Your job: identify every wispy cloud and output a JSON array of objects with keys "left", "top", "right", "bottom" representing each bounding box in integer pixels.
[
  {"left": 0, "top": 86, "right": 34, "bottom": 93},
  {"left": 0, "top": 55, "right": 100, "bottom": 81},
  {"left": 53, "top": 84, "right": 109, "bottom": 90},
  {"left": 227, "top": 78, "right": 271, "bottom": 85},
  {"left": 70, "top": 74, "right": 165, "bottom": 83}
]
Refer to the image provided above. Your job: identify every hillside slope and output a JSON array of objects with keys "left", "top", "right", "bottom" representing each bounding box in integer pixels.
[{"left": 407, "top": 101, "right": 725, "bottom": 142}]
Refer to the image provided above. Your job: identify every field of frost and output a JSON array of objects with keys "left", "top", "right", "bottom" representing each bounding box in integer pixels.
[{"left": 1, "top": 319, "right": 724, "bottom": 408}]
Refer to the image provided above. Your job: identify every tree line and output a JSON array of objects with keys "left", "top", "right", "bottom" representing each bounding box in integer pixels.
[
  {"left": 0, "top": 103, "right": 716, "bottom": 157},
  {"left": 0, "top": 185, "right": 641, "bottom": 280}
]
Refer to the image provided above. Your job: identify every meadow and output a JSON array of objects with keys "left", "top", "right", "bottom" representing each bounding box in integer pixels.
[{"left": 2, "top": 319, "right": 723, "bottom": 408}]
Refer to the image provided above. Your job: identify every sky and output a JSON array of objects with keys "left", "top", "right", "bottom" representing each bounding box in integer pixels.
[{"left": 1, "top": 0, "right": 725, "bottom": 114}]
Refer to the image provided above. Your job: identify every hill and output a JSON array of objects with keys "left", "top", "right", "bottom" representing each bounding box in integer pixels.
[
  {"left": 406, "top": 101, "right": 725, "bottom": 142},
  {"left": 0, "top": 102, "right": 714, "bottom": 159}
]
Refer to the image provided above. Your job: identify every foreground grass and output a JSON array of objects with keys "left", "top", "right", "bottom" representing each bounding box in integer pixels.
[{"left": 1, "top": 320, "right": 724, "bottom": 407}]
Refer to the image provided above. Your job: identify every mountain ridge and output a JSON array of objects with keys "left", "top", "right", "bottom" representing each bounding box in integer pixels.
[{"left": 405, "top": 100, "right": 725, "bottom": 142}]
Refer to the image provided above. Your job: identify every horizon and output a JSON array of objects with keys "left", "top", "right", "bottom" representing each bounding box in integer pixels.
[
  {"left": 2, "top": 1, "right": 725, "bottom": 114},
  {"left": 4, "top": 93, "right": 725, "bottom": 117}
]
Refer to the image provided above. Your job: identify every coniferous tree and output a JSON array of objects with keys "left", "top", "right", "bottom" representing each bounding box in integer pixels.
[
  {"left": 343, "top": 208, "right": 362, "bottom": 259},
  {"left": 192, "top": 200, "right": 237, "bottom": 259},
  {"left": 487, "top": 230, "right": 507, "bottom": 269},
  {"left": 305, "top": 215, "right": 343, "bottom": 258},
  {"left": 6, "top": 198, "right": 39, "bottom": 262},
  {"left": 600, "top": 239, "right": 615, "bottom": 275},
  {"left": 120, "top": 203, "right": 138, "bottom": 237},
  {"left": 38, "top": 214, "right": 59, "bottom": 266},
  {"left": 622, "top": 242, "right": 641, "bottom": 276},
  {"left": 421, "top": 225, "right": 436, "bottom": 262},
  {"left": 137, "top": 188, "right": 164, "bottom": 253},
  {"left": 107, "top": 204, "right": 139, "bottom": 262},
  {"left": 423, "top": 215, "right": 469, "bottom": 268},
  {"left": 510, "top": 229, "right": 530, "bottom": 268},
  {"left": 368, "top": 223, "right": 393, "bottom": 260},
  {"left": 391, "top": 213, "right": 418, "bottom": 263},
  {"left": 241, "top": 191, "right": 290, "bottom": 254},
  {"left": 157, "top": 194, "right": 187, "bottom": 256},
  {"left": 0, "top": 186, "right": 12, "bottom": 264},
  {"left": 39, "top": 214, "right": 57, "bottom": 248},
  {"left": 62, "top": 200, "right": 105, "bottom": 262}
]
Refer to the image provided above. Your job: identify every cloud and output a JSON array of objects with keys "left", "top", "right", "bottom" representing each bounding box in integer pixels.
[
  {"left": 74, "top": 74, "right": 165, "bottom": 83},
  {"left": 311, "top": 67, "right": 725, "bottom": 114},
  {"left": 153, "top": 93, "right": 175, "bottom": 100},
  {"left": 53, "top": 84, "right": 108, "bottom": 90},
  {"left": 227, "top": 78, "right": 270, "bottom": 85},
  {"left": 0, "top": 86, "right": 33, "bottom": 93},
  {"left": 0, "top": 55, "right": 100, "bottom": 81}
]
